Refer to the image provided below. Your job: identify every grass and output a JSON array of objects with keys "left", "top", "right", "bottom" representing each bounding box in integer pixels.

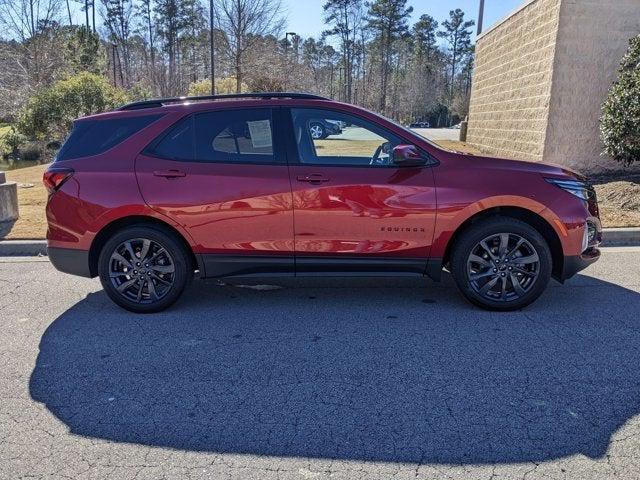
[
  {"left": 0, "top": 140, "right": 637, "bottom": 240},
  {"left": 3, "top": 163, "right": 48, "bottom": 240}
]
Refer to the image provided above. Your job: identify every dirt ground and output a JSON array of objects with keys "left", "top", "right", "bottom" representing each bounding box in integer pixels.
[
  {"left": 592, "top": 174, "right": 640, "bottom": 228},
  {"left": 3, "top": 164, "right": 48, "bottom": 239},
  {"left": 1, "top": 146, "right": 638, "bottom": 240}
]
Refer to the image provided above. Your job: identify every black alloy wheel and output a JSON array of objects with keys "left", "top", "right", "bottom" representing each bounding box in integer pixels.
[
  {"left": 98, "top": 226, "right": 191, "bottom": 313},
  {"left": 466, "top": 233, "right": 540, "bottom": 302},
  {"left": 108, "top": 238, "right": 176, "bottom": 304},
  {"left": 450, "top": 217, "right": 552, "bottom": 311}
]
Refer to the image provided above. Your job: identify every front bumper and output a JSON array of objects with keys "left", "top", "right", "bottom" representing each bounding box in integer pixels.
[
  {"left": 48, "top": 246, "right": 94, "bottom": 278},
  {"left": 559, "top": 247, "right": 600, "bottom": 282}
]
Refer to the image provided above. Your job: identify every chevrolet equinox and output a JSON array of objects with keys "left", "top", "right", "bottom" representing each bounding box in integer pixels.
[{"left": 44, "top": 93, "right": 602, "bottom": 312}]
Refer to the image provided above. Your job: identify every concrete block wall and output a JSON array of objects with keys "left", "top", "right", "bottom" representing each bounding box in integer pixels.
[
  {"left": 467, "top": 0, "right": 561, "bottom": 162},
  {"left": 467, "top": 0, "right": 640, "bottom": 173},
  {"left": 544, "top": 0, "right": 640, "bottom": 173}
]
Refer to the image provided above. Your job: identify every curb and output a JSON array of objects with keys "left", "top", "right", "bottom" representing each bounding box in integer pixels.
[
  {"left": 0, "top": 228, "right": 638, "bottom": 257},
  {"left": 601, "top": 227, "right": 640, "bottom": 247},
  {"left": 0, "top": 240, "right": 47, "bottom": 256}
]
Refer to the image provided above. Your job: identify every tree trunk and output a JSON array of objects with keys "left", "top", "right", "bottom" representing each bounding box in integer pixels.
[
  {"left": 65, "top": 0, "right": 73, "bottom": 26},
  {"left": 147, "top": 5, "right": 156, "bottom": 93},
  {"left": 235, "top": 50, "right": 242, "bottom": 92}
]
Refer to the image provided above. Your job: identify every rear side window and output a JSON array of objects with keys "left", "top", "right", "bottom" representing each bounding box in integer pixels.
[
  {"left": 194, "top": 109, "right": 276, "bottom": 163},
  {"left": 146, "top": 109, "right": 279, "bottom": 164},
  {"left": 56, "top": 114, "right": 163, "bottom": 161}
]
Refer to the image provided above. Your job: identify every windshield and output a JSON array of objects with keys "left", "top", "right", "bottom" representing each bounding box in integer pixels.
[{"left": 366, "top": 109, "right": 453, "bottom": 152}]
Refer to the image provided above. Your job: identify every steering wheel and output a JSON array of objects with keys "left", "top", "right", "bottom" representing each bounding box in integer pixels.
[{"left": 370, "top": 142, "right": 391, "bottom": 166}]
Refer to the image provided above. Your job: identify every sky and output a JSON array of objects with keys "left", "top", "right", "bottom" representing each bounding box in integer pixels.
[
  {"left": 60, "top": 0, "right": 526, "bottom": 43},
  {"left": 285, "top": 0, "right": 526, "bottom": 42}
]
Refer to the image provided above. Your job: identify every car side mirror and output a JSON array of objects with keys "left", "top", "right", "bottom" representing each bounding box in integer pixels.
[{"left": 392, "top": 144, "right": 428, "bottom": 166}]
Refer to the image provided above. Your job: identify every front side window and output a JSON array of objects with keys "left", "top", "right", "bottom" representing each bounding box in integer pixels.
[
  {"left": 57, "top": 114, "right": 163, "bottom": 161},
  {"left": 290, "top": 108, "right": 404, "bottom": 166},
  {"left": 194, "top": 109, "right": 275, "bottom": 163}
]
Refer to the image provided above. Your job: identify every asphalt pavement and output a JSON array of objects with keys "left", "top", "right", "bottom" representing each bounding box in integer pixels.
[{"left": 1, "top": 247, "right": 640, "bottom": 479}]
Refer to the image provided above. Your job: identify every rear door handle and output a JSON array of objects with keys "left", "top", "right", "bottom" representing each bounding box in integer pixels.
[
  {"left": 297, "top": 174, "right": 330, "bottom": 184},
  {"left": 153, "top": 169, "right": 186, "bottom": 178}
]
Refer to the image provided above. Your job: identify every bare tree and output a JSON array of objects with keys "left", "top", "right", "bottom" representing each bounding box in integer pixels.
[
  {"left": 214, "top": 0, "right": 284, "bottom": 93},
  {"left": 0, "top": 0, "right": 62, "bottom": 40},
  {"left": 136, "top": 0, "right": 156, "bottom": 90},
  {"left": 101, "top": 0, "right": 134, "bottom": 86}
]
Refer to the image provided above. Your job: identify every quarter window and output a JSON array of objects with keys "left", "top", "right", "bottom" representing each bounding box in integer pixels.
[
  {"left": 147, "top": 116, "right": 194, "bottom": 161},
  {"left": 57, "top": 114, "right": 163, "bottom": 161}
]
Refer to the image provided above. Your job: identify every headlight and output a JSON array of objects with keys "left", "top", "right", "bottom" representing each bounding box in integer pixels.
[{"left": 545, "top": 178, "right": 594, "bottom": 201}]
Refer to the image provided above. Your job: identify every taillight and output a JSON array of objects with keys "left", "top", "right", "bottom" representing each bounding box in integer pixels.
[{"left": 43, "top": 167, "right": 74, "bottom": 194}]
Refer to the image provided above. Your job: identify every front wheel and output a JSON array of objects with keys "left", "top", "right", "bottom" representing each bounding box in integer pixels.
[
  {"left": 450, "top": 218, "right": 552, "bottom": 311},
  {"left": 98, "top": 225, "right": 192, "bottom": 313}
]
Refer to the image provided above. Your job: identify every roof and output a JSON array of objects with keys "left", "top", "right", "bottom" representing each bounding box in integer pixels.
[{"left": 118, "top": 92, "right": 330, "bottom": 111}]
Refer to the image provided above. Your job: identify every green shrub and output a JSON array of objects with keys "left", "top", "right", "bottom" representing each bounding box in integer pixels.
[
  {"left": 246, "top": 75, "right": 285, "bottom": 93},
  {"left": 20, "top": 142, "right": 43, "bottom": 161},
  {"left": 601, "top": 35, "right": 640, "bottom": 166},
  {"left": 2, "top": 127, "right": 26, "bottom": 157},
  {"left": 187, "top": 78, "right": 248, "bottom": 96},
  {"left": 17, "top": 72, "right": 128, "bottom": 140}
]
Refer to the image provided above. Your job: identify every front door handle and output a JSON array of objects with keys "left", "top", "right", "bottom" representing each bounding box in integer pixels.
[
  {"left": 153, "top": 169, "right": 186, "bottom": 178},
  {"left": 297, "top": 174, "right": 330, "bottom": 184}
]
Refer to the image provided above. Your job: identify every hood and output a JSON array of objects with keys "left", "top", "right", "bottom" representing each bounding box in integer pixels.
[{"left": 459, "top": 153, "right": 586, "bottom": 180}]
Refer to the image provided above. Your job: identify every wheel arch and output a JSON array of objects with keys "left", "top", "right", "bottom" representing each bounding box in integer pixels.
[
  {"left": 440, "top": 206, "right": 564, "bottom": 280},
  {"left": 88, "top": 215, "right": 200, "bottom": 277}
]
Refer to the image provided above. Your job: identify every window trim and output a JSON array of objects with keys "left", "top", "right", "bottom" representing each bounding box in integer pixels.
[
  {"left": 283, "top": 106, "right": 437, "bottom": 169},
  {"left": 143, "top": 107, "right": 287, "bottom": 166}
]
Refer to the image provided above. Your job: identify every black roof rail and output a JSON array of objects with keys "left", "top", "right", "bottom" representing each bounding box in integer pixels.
[{"left": 118, "top": 92, "right": 330, "bottom": 111}]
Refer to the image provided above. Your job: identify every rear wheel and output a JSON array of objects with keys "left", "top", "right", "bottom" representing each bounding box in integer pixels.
[
  {"left": 450, "top": 218, "right": 552, "bottom": 311},
  {"left": 98, "top": 225, "right": 192, "bottom": 313}
]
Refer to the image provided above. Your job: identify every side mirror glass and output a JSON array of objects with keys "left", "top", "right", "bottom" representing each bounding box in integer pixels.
[{"left": 392, "top": 144, "right": 427, "bottom": 166}]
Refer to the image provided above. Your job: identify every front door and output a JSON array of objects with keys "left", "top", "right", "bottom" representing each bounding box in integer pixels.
[
  {"left": 285, "top": 107, "right": 437, "bottom": 274},
  {"left": 136, "top": 107, "right": 294, "bottom": 276}
]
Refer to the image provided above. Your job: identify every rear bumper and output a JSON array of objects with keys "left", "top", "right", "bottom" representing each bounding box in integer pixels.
[
  {"left": 48, "top": 247, "right": 94, "bottom": 278},
  {"left": 559, "top": 247, "right": 600, "bottom": 282}
]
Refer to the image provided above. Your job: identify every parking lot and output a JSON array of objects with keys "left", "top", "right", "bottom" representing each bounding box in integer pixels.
[{"left": 1, "top": 247, "right": 640, "bottom": 479}]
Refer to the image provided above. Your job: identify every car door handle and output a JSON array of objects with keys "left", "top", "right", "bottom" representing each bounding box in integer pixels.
[
  {"left": 297, "top": 174, "right": 330, "bottom": 184},
  {"left": 153, "top": 169, "right": 186, "bottom": 178}
]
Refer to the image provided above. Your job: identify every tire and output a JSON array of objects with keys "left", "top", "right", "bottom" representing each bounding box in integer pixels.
[
  {"left": 450, "top": 217, "right": 552, "bottom": 311},
  {"left": 309, "top": 122, "right": 326, "bottom": 140},
  {"left": 98, "top": 225, "right": 192, "bottom": 313}
]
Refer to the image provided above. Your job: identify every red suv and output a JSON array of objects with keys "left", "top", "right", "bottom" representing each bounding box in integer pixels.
[{"left": 44, "top": 93, "right": 601, "bottom": 313}]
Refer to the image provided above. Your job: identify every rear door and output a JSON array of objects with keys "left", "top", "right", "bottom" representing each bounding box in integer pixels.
[{"left": 136, "top": 107, "right": 294, "bottom": 276}]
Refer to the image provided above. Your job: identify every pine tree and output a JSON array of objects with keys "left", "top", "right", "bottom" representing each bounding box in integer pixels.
[
  {"left": 322, "top": 0, "right": 363, "bottom": 103},
  {"left": 365, "top": 0, "right": 412, "bottom": 113},
  {"left": 437, "top": 8, "right": 474, "bottom": 118}
]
